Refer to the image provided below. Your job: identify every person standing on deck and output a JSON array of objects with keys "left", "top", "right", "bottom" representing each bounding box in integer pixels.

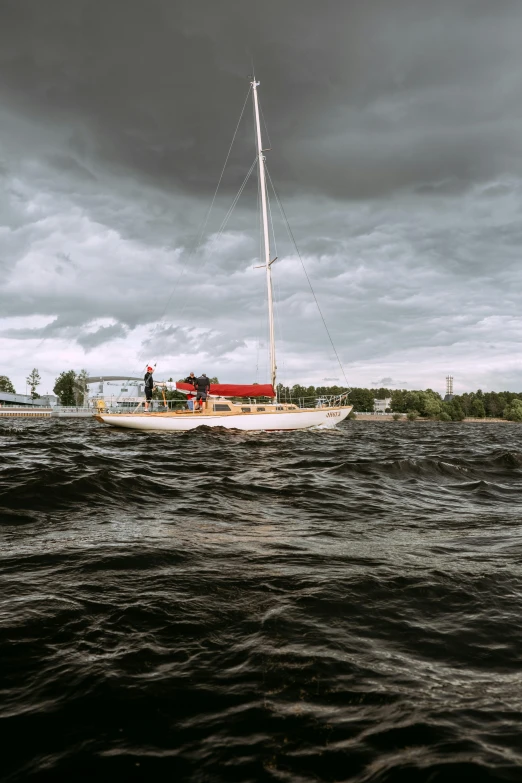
[
  {"left": 194, "top": 373, "right": 210, "bottom": 411},
  {"left": 184, "top": 372, "right": 197, "bottom": 410},
  {"left": 144, "top": 366, "right": 155, "bottom": 411}
]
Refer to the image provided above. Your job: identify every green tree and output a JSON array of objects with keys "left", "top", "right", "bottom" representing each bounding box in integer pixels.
[
  {"left": 0, "top": 375, "right": 15, "bottom": 394},
  {"left": 152, "top": 385, "right": 186, "bottom": 402},
  {"left": 348, "top": 387, "right": 374, "bottom": 412},
  {"left": 441, "top": 399, "right": 465, "bottom": 421},
  {"left": 470, "top": 398, "right": 485, "bottom": 418},
  {"left": 423, "top": 396, "right": 442, "bottom": 417},
  {"left": 407, "top": 410, "right": 419, "bottom": 421},
  {"left": 373, "top": 387, "right": 393, "bottom": 400},
  {"left": 165, "top": 378, "right": 187, "bottom": 401},
  {"left": 75, "top": 369, "right": 89, "bottom": 406},
  {"left": 420, "top": 390, "right": 442, "bottom": 417},
  {"left": 451, "top": 399, "right": 466, "bottom": 421},
  {"left": 288, "top": 384, "right": 313, "bottom": 404},
  {"left": 458, "top": 392, "right": 473, "bottom": 417},
  {"left": 484, "top": 392, "right": 503, "bottom": 418},
  {"left": 26, "top": 368, "right": 41, "bottom": 399},
  {"left": 504, "top": 399, "right": 522, "bottom": 422},
  {"left": 53, "top": 370, "right": 77, "bottom": 406},
  {"left": 391, "top": 389, "right": 408, "bottom": 412}
]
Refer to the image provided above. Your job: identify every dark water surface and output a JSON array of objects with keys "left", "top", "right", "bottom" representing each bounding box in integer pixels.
[{"left": 1, "top": 419, "right": 522, "bottom": 782}]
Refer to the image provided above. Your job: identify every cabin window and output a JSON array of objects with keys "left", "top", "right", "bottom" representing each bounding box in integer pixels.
[
  {"left": 241, "top": 407, "right": 251, "bottom": 413},
  {"left": 276, "top": 406, "right": 283, "bottom": 410},
  {"left": 214, "top": 404, "right": 231, "bottom": 412},
  {"left": 256, "top": 407, "right": 265, "bottom": 412}
]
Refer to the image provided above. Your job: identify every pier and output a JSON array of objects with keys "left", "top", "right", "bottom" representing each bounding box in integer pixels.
[{"left": 0, "top": 406, "right": 95, "bottom": 418}]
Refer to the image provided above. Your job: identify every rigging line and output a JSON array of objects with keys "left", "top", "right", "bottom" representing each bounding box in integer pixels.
[
  {"left": 257, "top": 142, "right": 263, "bottom": 272},
  {"left": 267, "top": 187, "right": 285, "bottom": 382},
  {"left": 265, "top": 164, "right": 352, "bottom": 392},
  {"left": 215, "top": 158, "right": 257, "bottom": 236},
  {"left": 142, "top": 159, "right": 257, "bottom": 380},
  {"left": 160, "top": 157, "right": 256, "bottom": 336},
  {"left": 266, "top": 183, "right": 278, "bottom": 258},
  {"left": 197, "top": 85, "right": 252, "bottom": 248},
  {"left": 135, "top": 90, "right": 253, "bottom": 379},
  {"left": 155, "top": 85, "right": 253, "bottom": 326},
  {"left": 151, "top": 155, "right": 257, "bottom": 362},
  {"left": 259, "top": 101, "right": 273, "bottom": 153},
  {"left": 272, "top": 263, "right": 285, "bottom": 387},
  {"left": 160, "top": 160, "right": 256, "bottom": 330}
]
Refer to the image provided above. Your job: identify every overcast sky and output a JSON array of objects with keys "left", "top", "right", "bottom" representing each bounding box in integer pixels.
[{"left": 2, "top": 0, "right": 522, "bottom": 396}]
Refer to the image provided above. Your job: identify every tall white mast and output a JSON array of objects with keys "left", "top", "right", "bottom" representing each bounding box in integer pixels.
[{"left": 251, "top": 78, "right": 277, "bottom": 391}]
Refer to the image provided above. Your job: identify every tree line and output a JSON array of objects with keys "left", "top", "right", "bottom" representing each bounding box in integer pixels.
[
  {"left": 276, "top": 384, "right": 522, "bottom": 421},
  {"left": 0, "top": 370, "right": 42, "bottom": 399},
  {"left": 0, "top": 369, "right": 88, "bottom": 406}
]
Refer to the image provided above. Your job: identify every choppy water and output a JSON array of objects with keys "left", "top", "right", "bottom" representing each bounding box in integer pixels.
[{"left": 1, "top": 419, "right": 522, "bottom": 782}]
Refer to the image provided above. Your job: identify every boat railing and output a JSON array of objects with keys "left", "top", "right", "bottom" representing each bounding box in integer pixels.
[
  {"left": 93, "top": 393, "right": 352, "bottom": 413},
  {"left": 100, "top": 399, "right": 221, "bottom": 414},
  {"left": 285, "top": 393, "right": 351, "bottom": 409}
]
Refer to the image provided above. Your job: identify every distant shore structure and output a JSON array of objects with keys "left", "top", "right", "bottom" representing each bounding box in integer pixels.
[
  {"left": 86, "top": 376, "right": 145, "bottom": 408},
  {"left": 374, "top": 397, "right": 392, "bottom": 413},
  {"left": 444, "top": 375, "right": 454, "bottom": 402},
  {"left": 0, "top": 391, "right": 58, "bottom": 407}
]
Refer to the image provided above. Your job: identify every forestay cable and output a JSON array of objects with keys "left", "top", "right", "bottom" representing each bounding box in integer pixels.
[
  {"left": 156, "top": 85, "right": 253, "bottom": 325},
  {"left": 215, "top": 159, "right": 257, "bottom": 237}
]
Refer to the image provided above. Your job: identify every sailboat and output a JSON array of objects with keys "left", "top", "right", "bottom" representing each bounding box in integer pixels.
[{"left": 96, "top": 79, "right": 352, "bottom": 432}]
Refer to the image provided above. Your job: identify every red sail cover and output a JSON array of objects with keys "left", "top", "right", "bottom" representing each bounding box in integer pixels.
[{"left": 176, "top": 382, "right": 276, "bottom": 398}]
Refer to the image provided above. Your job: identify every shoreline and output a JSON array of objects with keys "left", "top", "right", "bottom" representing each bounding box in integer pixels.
[{"left": 354, "top": 415, "right": 509, "bottom": 423}]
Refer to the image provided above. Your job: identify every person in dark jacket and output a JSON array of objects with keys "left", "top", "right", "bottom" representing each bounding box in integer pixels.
[
  {"left": 144, "top": 365, "right": 155, "bottom": 411},
  {"left": 194, "top": 373, "right": 210, "bottom": 411},
  {"left": 184, "top": 372, "right": 197, "bottom": 410}
]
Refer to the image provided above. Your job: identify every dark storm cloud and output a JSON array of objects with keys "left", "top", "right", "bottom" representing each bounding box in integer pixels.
[
  {"left": 2, "top": 0, "right": 522, "bottom": 200},
  {"left": 140, "top": 323, "right": 246, "bottom": 361},
  {"left": 77, "top": 322, "right": 129, "bottom": 351},
  {"left": 3, "top": 314, "right": 128, "bottom": 349}
]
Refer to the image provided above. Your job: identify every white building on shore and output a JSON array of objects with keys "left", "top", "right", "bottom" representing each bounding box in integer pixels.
[
  {"left": 86, "top": 376, "right": 145, "bottom": 408},
  {"left": 373, "top": 397, "right": 392, "bottom": 413}
]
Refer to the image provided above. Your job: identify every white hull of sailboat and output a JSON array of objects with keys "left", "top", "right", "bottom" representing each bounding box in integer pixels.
[{"left": 96, "top": 406, "right": 352, "bottom": 432}]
